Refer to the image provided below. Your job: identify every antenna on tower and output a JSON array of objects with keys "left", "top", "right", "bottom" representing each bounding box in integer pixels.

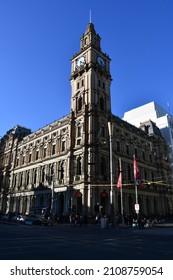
[{"left": 89, "top": 9, "right": 92, "bottom": 23}]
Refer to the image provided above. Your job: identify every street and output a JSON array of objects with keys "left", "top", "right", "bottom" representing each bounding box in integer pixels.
[{"left": 0, "top": 223, "right": 173, "bottom": 260}]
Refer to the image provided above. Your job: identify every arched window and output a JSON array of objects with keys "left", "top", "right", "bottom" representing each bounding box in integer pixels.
[{"left": 77, "top": 156, "right": 82, "bottom": 175}]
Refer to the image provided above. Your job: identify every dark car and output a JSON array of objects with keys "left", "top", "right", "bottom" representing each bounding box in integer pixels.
[{"left": 22, "top": 214, "right": 42, "bottom": 225}]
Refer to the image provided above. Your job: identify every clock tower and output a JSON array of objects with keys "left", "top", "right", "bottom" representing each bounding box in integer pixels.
[
  {"left": 70, "top": 23, "right": 112, "bottom": 214},
  {"left": 70, "top": 22, "right": 112, "bottom": 114}
]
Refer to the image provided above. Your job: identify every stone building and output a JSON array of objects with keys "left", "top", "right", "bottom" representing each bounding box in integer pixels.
[
  {"left": 123, "top": 101, "right": 173, "bottom": 184},
  {"left": 0, "top": 23, "right": 172, "bottom": 219}
]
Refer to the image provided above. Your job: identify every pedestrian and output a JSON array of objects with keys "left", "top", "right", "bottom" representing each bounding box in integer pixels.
[
  {"left": 69, "top": 214, "right": 73, "bottom": 226},
  {"left": 74, "top": 214, "right": 79, "bottom": 227}
]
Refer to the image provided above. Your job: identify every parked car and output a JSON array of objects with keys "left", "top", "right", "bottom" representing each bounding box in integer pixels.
[
  {"left": 22, "top": 214, "right": 43, "bottom": 225},
  {"left": 11, "top": 214, "right": 24, "bottom": 223}
]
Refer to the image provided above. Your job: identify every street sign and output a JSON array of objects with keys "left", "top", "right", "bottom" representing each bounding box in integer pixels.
[{"left": 135, "top": 203, "right": 140, "bottom": 211}]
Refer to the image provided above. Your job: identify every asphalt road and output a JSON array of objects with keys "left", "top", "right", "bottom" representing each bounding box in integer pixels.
[{"left": 0, "top": 222, "right": 173, "bottom": 260}]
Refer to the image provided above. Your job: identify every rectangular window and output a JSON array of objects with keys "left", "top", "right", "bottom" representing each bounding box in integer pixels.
[
  {"left": 77, "top": 139, "right": 81, "bottom": 145},
  {"left": 43, "top": 148, "right": 47, "bottom": 158},
  {"left": 77, "top": 126, "right": 82, "bottom": 137},
  {"left": 29, "top": 153, "right": 31, "bottom": 162},
  {"left": 36, "top": 150, "right": 39, "bottom": 160},
  {"left": 126, "top": 144, "right": 130, "bottom": 155},
  {"left": 22, "top": 156, "right": 25, "bottom": 165},
  {"left": 116, "top": 141, "right": 120, "bottom": 152},
  {"left": 52, "top": 145, "right": 56, "bottom": 155},
  {"left": 62, "top": 141, "right": 66, "bottom": 152}
]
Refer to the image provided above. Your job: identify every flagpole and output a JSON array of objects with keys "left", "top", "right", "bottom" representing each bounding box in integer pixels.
[
  {"left": 133, "top": 154, "right": 139, "bottom": 218},
  {"left": 119, "top": 157, "right": 124, "bottom": 225},
  {"left": 108, "top": 122, "right": 114, "bottom": 227}
]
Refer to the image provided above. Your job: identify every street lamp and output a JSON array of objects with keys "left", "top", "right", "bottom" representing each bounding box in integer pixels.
[{"left": 108, "top": 121, "right": 114, "bottom": 226}]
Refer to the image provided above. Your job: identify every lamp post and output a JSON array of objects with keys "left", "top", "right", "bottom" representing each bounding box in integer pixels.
[
  {"left": 108, "top": 121, "right": 114, "bottom": 226},
  {"left": 119, "top": 157, "right": 125, "bottom": 225}
]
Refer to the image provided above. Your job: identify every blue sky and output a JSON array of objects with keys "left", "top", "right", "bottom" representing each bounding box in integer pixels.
[{"left": 0, "top": 0, "right": 173, "bottom": 137}]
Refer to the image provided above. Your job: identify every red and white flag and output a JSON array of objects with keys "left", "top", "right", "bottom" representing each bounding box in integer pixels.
[
  {"left": 134, "top": 157, "right": 142, "bottom": 186},
  {"left": 117, "top": 172, "right": 122, "bottom": 188}
]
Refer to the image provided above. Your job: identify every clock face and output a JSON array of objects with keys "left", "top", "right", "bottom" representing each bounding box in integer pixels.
[
  {"left": 97, "top": 56, "right": 105, "bottom": 67},
  {"left": 76, "top": 56, "right": 86, "bottom": 69}
]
